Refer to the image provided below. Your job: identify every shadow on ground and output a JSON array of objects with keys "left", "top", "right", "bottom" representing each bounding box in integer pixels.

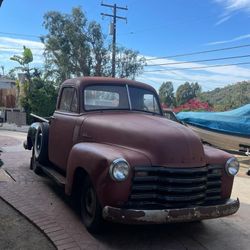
[{"left": 47, "top": 180, "right": 250, "bottom": 250}]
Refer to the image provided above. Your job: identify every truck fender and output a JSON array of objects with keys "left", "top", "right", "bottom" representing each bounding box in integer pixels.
[
  {"left": 65, "top": 142, "right": 150, "bottom": 207},
  {"left": 25, "top": 122, "right": 41, "bottom": 150}
]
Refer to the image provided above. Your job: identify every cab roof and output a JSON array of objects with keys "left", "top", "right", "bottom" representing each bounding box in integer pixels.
[{"left": 62, "top": 77, "right": 156, "bottom": 93}]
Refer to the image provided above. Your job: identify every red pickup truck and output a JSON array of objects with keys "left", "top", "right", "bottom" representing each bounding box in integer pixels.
[{"left": 24, "top": 77, "right": 239, "bottom": 233}]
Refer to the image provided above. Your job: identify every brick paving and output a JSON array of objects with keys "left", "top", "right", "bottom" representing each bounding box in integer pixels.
[
  {"left": 0, "top": 131, "right": 250, "bottom": 250},
  {"left": 0, "top": 197, "right": 55, "bottom": 250}
]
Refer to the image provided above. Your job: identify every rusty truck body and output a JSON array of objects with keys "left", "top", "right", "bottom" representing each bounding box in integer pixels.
[{"left": 24, "top": 77, "right": 239, "bottom": 233}]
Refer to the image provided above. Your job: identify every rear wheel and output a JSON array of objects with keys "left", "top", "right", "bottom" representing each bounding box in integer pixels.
[
  {"left": 34, "top": 122, "right": 49, "bottom": 165},
  {"left": 30, "top": 147, "right": 42, "bottom": 175},
  {"left": 80, "top": 177, "right": 104, "bottom": 233}
]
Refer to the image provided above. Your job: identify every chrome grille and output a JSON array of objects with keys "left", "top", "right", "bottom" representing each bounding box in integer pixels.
[{"left": 126, "top": 165, "right": 222, "bottom": 209}]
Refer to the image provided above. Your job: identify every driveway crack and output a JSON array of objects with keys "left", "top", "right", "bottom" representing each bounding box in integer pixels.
[{"left": 4, "top": 169, "right": 16, "bottom": 182}]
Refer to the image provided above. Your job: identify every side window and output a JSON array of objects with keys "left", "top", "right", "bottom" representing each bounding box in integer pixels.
[
  {"left": 143, "top": 94, "right": 160, "bottom": 113},
  {"left": 129, "top": 86, "right": 161, "bottom": 115},
  {"left": 59, "top": 88, "right": 78, "bottom": 112}
]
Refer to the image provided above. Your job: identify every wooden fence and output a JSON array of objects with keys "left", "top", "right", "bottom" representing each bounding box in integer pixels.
[
  {"left": 0, "top": 89, "right": 16, "bottom": 108},
  {"left": 6, "top": 110, "right": 26, "bottom": 126}
]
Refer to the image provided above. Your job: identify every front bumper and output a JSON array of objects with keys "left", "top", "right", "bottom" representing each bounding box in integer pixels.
[{"left": 102, "top": 198, "right": 239, "bottom": 224}]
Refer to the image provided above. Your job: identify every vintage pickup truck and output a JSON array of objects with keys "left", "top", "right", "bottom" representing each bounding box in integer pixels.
[{"left": 24, "top": 77, "right": 240, "bottom": 233}]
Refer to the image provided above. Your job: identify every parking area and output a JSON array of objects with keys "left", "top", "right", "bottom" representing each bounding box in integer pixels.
[{"left": 0, "top": 130, "right": 250, "bottom": 250}]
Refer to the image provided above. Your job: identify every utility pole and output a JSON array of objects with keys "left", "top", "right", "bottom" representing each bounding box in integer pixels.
[{"left": 101, "top": 2, "right": 128, "bottom": 77}]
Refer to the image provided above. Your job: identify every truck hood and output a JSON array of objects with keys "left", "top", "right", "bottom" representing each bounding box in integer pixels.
[{"left": 82, "top": 112, "right": 206, "bottom": 167}]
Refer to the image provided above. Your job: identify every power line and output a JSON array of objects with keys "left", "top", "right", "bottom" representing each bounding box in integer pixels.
[
  {"left": 138, "top": 75, "right": 161, "bottom": 86},
  {"left": 167, "top": 69, "right": 194, "bottom": 83},
  {"left": 0, "top": 46, "right": 43, "bottom": 51},
  {"left": 1, "top": 30, "right": 250, "bottom": 66},
  {"left": 146, "top": 44, "right": 250, "bottom": 61},
  {"left": 144, "top": 61, "right": 250, "bottom": 72},
  {"left": 0, "top": 31, "right": 41, "bottom": 38},
  {"left": 146, "top": 54, "right": 250, "bottom": 67}
]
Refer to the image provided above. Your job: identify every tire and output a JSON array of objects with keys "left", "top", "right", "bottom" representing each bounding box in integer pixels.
[
  {"left": 80, "top": 177, "right": 104, "bottom": 234},
  {"left": 31, "top": 147, "right": 43, "bottom": 175},
  {"left": 247, "top": 169, "right": 250, "bottom": 176},
  {"left": 34, "top": 122, "right": 49, "bottom": 165}
]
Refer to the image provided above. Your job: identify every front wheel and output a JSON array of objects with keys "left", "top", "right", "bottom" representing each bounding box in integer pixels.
[{"left": 80, "top": 178, "right": 104, "bottom": 233}]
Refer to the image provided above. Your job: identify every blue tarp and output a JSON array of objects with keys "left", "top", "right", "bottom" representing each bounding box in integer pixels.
[{"left": 176, "top": 104, "right": 250, "bottom": 137}]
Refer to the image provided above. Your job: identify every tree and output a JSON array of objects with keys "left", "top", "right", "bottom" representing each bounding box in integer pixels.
[
  {"left": 192, "top": 82, "right": 201, "bottom": 97},
  {"left": 42, "top": 7, "right": 145, "bottom": 84},
  {"left": 88, "top": 21, "right": 109, "bottom": 76},
  {"left": 10, "top": 46, "right": 34, "bottom": 108},
  {"left": 10, "top": 47, "right": 57, "bottom": 123},
  {"left": 10, "top": 46, "right": 33, "bottom": 82},
  {"left": 158, "top": 81, "right": 175, "bottom": 107},
  {"left": 27, "top": 78, "right": 57, "bottom": 119},
  {"left": 42, "top": 8, "right": 91, "bottom": 83},
  {"left": 115, "top": 47, "right": 145, "bottom": 80},
  {"left": 199, "top": 81, "right": 250, "bottom": 111},
  {"left": 176, "top": 82, "right": 201, "bottom": 105}
]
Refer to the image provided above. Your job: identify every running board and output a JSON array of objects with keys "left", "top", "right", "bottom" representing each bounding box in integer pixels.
[{"left": 39, "top": 164, "right": 66, "bottom": 188}]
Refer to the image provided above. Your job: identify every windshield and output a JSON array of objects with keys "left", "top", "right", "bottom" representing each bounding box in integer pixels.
[
  {"left": 84, "top": 84, "right": 161, "bottom": 115},
  {"left": 84, "top": 85, "right": 129, "bottom": 111}
]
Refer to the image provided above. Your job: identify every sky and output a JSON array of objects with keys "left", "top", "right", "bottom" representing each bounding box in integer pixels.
[{"left": 0, "top": 0, "right": 250, "bottom": 92}]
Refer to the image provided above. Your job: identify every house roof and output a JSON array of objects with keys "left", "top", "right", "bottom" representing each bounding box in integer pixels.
[{"left": 0, "top": 78, "right": 16, "bottom": 84}]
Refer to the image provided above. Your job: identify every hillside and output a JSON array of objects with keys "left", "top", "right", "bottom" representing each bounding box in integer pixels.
[{"left": 199, "top": 81, "right": 250, "bottom": 111}]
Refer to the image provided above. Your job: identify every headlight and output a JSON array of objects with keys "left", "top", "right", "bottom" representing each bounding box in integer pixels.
[
  {"left": 225, "top": 158, "right": 239, "bottom": 176},
  {"left": 109, "top": 158, "right": 130, "bottom": 181}
]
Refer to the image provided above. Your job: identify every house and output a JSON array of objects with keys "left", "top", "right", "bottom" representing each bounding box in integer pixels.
[
  {"left": 0, "top": 77, "right": 16, "bottom": 108},
  {"left": 0, "top": 77, "right": 26, "bottom": 125},
  {"left": 0, "top": 77, "right": 16, "bottom": 89}
]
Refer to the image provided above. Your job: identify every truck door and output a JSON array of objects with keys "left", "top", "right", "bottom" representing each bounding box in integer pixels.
[{"left": 49, "top": 86, "right": 79, "bottom": 171}]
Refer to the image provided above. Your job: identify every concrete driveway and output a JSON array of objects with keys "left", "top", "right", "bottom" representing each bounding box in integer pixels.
[{"left": 0, "top": 130, "right": 250, "bottom": 250}]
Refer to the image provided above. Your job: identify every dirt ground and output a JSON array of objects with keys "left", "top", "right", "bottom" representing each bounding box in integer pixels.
[{"left": 0, "top": 198, "right": 55, "bottom": 250}]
